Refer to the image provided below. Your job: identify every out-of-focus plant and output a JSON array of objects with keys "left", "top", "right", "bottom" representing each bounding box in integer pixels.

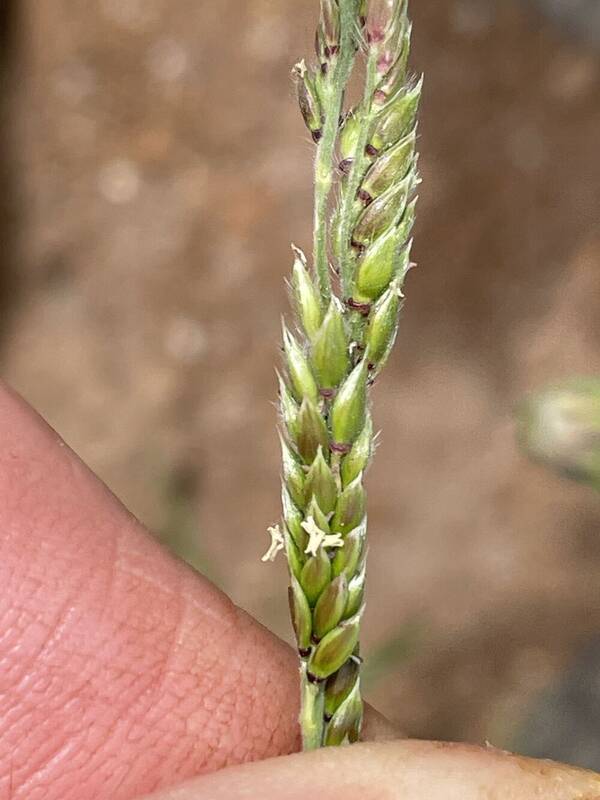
[
  {"left": 518, "top": 377, "right": 600, "bottom": 492},
  {"left": 529, "top": 0, "right": 600, "bottom": 48},
  {"left": 361, "top": 619, "right": 423, "bottom": 691}
]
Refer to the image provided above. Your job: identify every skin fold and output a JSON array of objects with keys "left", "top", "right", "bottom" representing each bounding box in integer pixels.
[{"left": 0, "top": 379, "right": 598, "bottom": 800}]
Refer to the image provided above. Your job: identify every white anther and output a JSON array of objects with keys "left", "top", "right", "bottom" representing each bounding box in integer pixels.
[
  {"left": 294, "top": 59, "right": 308, "bottom": 78},
  {"left": 301, "top": 516, "right": 344, "bottom": 557},
  {"left": 262, "top": 524, "right": 285, "bottom": 563}
]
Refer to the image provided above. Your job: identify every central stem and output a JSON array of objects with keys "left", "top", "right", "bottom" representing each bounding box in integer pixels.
[
  {"left": 337, "top": 51, "right": 379, "bottom": 299},
  {"left": 313, "top": 0, "right": 359, "bottom": 306}
]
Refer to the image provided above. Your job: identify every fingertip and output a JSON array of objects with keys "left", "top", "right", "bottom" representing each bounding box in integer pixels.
[
  {"left": 0, "top": 382, "right": 299, "bottom": 796},
  {"left": 138, "top": 741, "right": 600, "bottom": 800}
]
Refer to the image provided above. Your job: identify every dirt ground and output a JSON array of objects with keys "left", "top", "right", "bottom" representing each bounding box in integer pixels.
[{"left": 1, "top": 0, "right": 599, "bottom": 755}]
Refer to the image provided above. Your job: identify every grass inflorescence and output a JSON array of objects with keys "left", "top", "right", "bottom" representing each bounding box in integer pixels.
[{"left": 266, "top": 0, "right": 422, "bottom": 750}]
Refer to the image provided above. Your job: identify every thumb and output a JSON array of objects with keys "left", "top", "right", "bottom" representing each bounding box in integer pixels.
[
  {"left": 0, "top": 380, "right": 395, "bottom": 799},
  {"left": 139, "top": 741, "right": 600, "bottom": 800}
]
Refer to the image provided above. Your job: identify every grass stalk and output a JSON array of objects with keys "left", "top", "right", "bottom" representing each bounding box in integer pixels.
[{"left": 269, "top": 0, "right": 423, "bottom": 750}]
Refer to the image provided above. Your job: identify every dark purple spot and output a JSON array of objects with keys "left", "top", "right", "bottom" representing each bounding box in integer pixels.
[
  {"left": 338, "top": 158, "right": 353, "bottom": 174},
  {"left": 346, "top": 298, "right": 372, "bottom": 317},
  {"left": 357, "top": 189, "right": 373, "bottom": 206},
  {"left": 312, "top": 129, "right": 323, "bottom": 144},
  {"left": 299, "top": 648, "right": 312, "bottom": 658},
  {"left": 365, "top": 143, "right": 379, "bottom": 158},
  {"left": 330, "top": 442, "right": 352, "bottom": 455}
]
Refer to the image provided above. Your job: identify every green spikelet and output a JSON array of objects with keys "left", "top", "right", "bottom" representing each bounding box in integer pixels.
[
  {"left": 291, "top": 245, "right": 323, "bottom": 339},
  {"left": 331, "top": 359, "right": 369, "bottom": 448},
  {"left": 361, "top": 132, "right": 416, "bottom": 199},
  {"left": 304, "top": 446, "right": 338, "bottom": 514},
  {"left": 306, "top": 496, "right": 332, "bottom": 534},
  {"left": 341, "top": 415, "right": 373, "bottom": 486},
  {"left": 355, "top": 227, "right": 411, "bottom": 303},
  {"left": 283, "top": 324, "right": 319, "bottom": 404},
  {"left": 311, "top": 301, "right": 350, "bottom": 390},
  {"left": 284, "top": 528, "right": 304, "bottom": 581},
  {"left": 289, "top": 574, "right": 313, "bottom": 651},
  {"left": 331, "top": 475, "right": 366, "bottom": 535},
  {"left": 295, "top": 397, "right": 330, "bottom": 464},
  {"left": 324, "top": 682, "right": 363, "bottom": 745},
  {"left": 277, "top": 372, "right": 299, "bottom": 438},
  {"left": 309, "top": 611, "right": 363, "bottom": 679},
  {"left": 352, "top": 173, "right": 414, "bottom": 247},
  {"left": 279, "top": 432, "right": 306, "bottom": 509},
  {"left": 282, "top": 487, "right": 308, "bottom": 551},
  {"left": 339, "top": 112, "right": 362, "bottom": 164},
  {"left": 301, "top": 547, "right": 332, "bottom": 606},
  {"left": 268, "top": 0, "right": 422, "bottom": 751},
  {"left": 332, "top": 524, "right": 365, "bottom": 577},
  {"left": 313, "top": 574, "right": 349, "bottom": 640},
  {"left": 366, "top": 278, "right": 404, "bottom": 372},
  {"left": 324, "top": 657, "right": 361, "bottom": 718},
  {"left": 369, "top": 77, "right": 423, "bottom": 152},
  {"left": 293, "top": 61, "right": 324, "bottom": 144}
]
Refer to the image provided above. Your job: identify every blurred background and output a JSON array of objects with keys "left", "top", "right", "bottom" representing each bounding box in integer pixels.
[{"left": 1, "top": 0, "right": 599, "bottom": 768}]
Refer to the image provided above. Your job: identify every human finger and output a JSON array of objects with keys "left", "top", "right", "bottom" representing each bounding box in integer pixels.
[{"left": 139, "top": 740, "right": 600, "bottom": 800}]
